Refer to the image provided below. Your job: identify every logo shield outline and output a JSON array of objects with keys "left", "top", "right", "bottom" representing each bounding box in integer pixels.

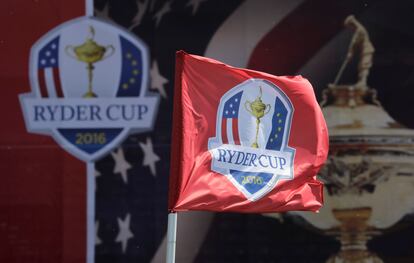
[
  {"left": 19, "top": 16, "right": 159, "bottom": 162},
  {"left": 208, "top": 78, "right": 295, "bottom": 201}
]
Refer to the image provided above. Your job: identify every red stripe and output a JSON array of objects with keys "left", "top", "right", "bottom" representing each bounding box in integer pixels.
[
  {"left": 248, "top": 0, "right": 365, "bottom": 74},
  {"left": 53, "top": 67, "right": 64, "bottom": 98},
  {"left": 232, "top": 118, "right": 240, "bottom": 145},
  {"left": 37, "top": 69, "right": 48, "bottom": 97},
  {"left": 221, "top": 117, "right": 228, "bottom": 144}
]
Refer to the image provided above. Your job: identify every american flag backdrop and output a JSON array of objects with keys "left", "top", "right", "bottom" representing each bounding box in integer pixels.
[
  {"left": 93, "top": 0, "right": 247, "bottom": 261},
  {"left": 90, "top": 0, "right": 414, "bottom": 262}
]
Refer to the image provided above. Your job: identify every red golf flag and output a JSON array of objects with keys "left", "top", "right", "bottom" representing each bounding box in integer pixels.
[{"left": 169, "top": 51, "right": 328, "bottom": 213}]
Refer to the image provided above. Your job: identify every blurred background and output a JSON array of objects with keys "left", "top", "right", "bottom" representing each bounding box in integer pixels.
[{"left": 1, "top": 0, "right": 414, "bottom": 262}]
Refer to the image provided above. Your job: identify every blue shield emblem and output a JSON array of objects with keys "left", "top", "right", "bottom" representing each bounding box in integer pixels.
[
  {"left": 20, "top": 17, "right": 159, "bottom": 161},
  {"left": 209, "top": 79, "right": 295, "bottom": 201}
]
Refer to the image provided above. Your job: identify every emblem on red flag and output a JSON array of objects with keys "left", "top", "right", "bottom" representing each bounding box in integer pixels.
[
  {"left": 169, "top": 51, "right": 328, "bottom": 213},
  {"left": 208, "top": 79, "right": 295, "bottom": 201}
]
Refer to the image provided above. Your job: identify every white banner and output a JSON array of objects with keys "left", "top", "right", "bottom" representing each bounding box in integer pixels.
[{"left": 21, "top": 97, "right": 158, "bottom": 129}]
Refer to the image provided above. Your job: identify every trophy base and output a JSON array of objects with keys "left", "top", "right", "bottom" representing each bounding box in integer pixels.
[
  {"left": 251, "top": 142, "right": 259, "bottom": 148},
  {"left": 326, "top": 251, "right": 383, "bottom": 263},
  {"left": 83, "top": 91, "right": 98, "bottom": 98},
  {"left": 326, "top": 208, "right": 383, "bottom": 263}
]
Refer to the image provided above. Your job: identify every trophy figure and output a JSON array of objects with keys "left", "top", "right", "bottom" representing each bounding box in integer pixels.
[
  {"left": 66, "top": 26, "right": 114, "bottom": 98},
  {"left": 331, "top": 15, "right": 375, "bottom": 89},
  {"left": 244, "top": 87, "right": 271, "bottom": 148}
]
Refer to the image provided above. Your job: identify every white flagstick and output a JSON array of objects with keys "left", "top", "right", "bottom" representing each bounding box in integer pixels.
[
  {"left": 85, "top": 1, "right": 95, "bottom": 263},
  {"left": 166, "top": 213, "right": 178, "bottom": 263},
  {"left": 86, "top": 0, "right": 94, "bottom": 17},
  {"left": 86, "top": 162, "right": 96, "bottom": 263}
]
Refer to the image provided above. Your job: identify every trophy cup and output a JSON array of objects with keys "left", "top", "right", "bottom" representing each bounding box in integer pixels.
[
  {"left": 65, "top": 26, "right": 114, "bottom": 98},
  {"left": 285, "top": 15, "right": 414, "bottom": 263},
  {"left": 244, "top": 87, "right": 271, "bottom": 148}
]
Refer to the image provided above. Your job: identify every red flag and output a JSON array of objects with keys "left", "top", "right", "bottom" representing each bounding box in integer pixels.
[{"left": 169, "top": 51, "right": 328, "bottom": 213}]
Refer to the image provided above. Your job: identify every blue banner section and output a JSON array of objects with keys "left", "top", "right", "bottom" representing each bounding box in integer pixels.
[
  {"left": 117, "top": 36, "right": 144, "bottom": 97},
  {"left": 266, "top": 97, "right": 288, "bottom": 151},
  {"left": 38, "top": 36, "right": 60, "bottom": 69},
  {"left": 230, "top": 170, "right": 274, "bottom": 195},
  {"left": 58, "top": 128, "right": 123, "bottom": 154},
  {"left": 222, "top": 91, "right": 243, "bottom": 118}
]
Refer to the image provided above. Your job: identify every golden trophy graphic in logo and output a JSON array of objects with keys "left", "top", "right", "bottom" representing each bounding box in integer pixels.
[
  {"left": 244, "top": 86, "right": 271, "bottom": 148},
  {"left": 66, "top": 26, "right": 115, "bottom": 98}
]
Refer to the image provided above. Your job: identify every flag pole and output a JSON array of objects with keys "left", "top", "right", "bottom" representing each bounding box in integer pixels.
[
  {"left": 86, "top": 0, "right": 94, "bottom": 17},
  {"left": 166, "top": 212, "right": 178, "bottom": 263},
  {"left": 85, "top": 2, "right": 95, "bottom": 263},
  {"left": 86, "top": 162, "right": 96, "bottom": 263}
]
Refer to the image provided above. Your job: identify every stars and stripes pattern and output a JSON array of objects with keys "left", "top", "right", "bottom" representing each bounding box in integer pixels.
[
  {"left": 37, "top": 37, "right": 64, "bottom": 98},
  {"left": 221, "top": 91, "right": 243, "bottom": 145},
  {"left": 95, "top": 137, "right": 161, "bottom": 262},
  {"left": 93, "top": 0, "right": 245, "bottom": 262},
  {"left": 90, "top": 0, "right": 414, "bottom": 262}
]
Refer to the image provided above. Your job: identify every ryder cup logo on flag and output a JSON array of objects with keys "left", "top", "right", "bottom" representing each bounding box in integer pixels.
[
  {"left": 19, "top": 17, "right": 159, "bottom": 161},
  {"left": 169, "top": 52, "right": 327, "bottom": 213},
  {"left": 208, "top": 79, "right": 295, "bottom": 201}
]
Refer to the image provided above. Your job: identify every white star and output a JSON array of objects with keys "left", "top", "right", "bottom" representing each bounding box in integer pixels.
[
  {"left": 41, "top": 59, "right": 46, "bottom": 65},
  {"left": 129, "top": 0, "right": 150, "bottom": 30},
  {"left": 95, "top": 221, "right": 102, "bottom": 246},
  {"left": 225, "top": 110, "right": 229, "bottom": 114},
  {"left": 229, "top": 104, "right": 233, "bottom": 108},
  {"left": 111, "top": 148, "right": 132, "bottom": 183},
  {"left": 150, "top": 60, "right": 168, "bottom": 98},
  {"left": 45, "top": 51, "right": 51, "bottom": 56},
  {"left": 50, "top": 58, "right": 56, "bottom": 64},
  {"left": 232, "top": 110, "right": 236, "bottom": 114},
  {"left": 139, "top": 137, "right": 160, "bottom": 177},
  {"left": 235, "top": 98, "right": 238, "bottom": 102},
  {"left": 186, "top": 0, "right": 207, "bottom": 15},
  {"left": 115, "top": 214, "right": 134, "bottom": 253},
  {"left": 154, "top": 1, "right": 171, "bottom": 26},
  {"left": 51, "top": 44, "right": 56, "bottom": 49}
]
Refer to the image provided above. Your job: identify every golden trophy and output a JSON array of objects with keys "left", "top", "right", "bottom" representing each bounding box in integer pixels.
[
  {"left": 65, "top": 26, "right": 115, "bottom": 98},
  {"left": 244, "top": 87, "right": 271, "bottom": 148},
  {"left": 290, "top": 15, "right": 414, "bottom": 263}
]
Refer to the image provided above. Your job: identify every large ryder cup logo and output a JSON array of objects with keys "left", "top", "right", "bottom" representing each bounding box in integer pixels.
[
  {"left": 19, "top": 17, "right": 159, "bottom": 161},
  {"left": 208, "top": 79, "right": 295, "bottom": 201}
]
